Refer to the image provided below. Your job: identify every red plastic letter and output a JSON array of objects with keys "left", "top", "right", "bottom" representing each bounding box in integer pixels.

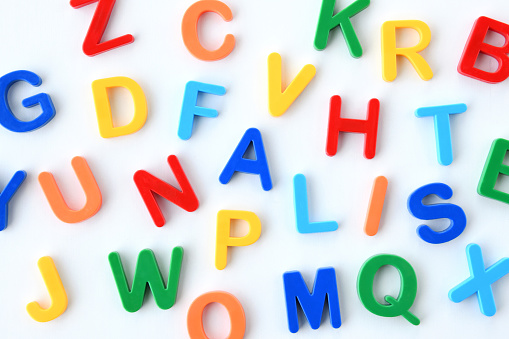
[
  {"left": 70, "top": 0, "right": 134, "bottom": 56},
  {"left": 458, "top": 16, "right": 509, "bottom": 83},
  {"left": 326, "top": 95, "right": 380, "bottom": 159},
  {"left": 133, "top": 155, "right": 199, "bottom": 227}
]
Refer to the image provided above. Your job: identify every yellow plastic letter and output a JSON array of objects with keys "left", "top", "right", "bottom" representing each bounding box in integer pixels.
[
  {"left": 215, "top": 210, "right": 261, "bottom": 270},
  {"left": 268, "top": 53, "right": 316, "bottom": 117},
  {"left": 26, "top": 257, "right": 68, "bottom": 322},
  {"left": 381, "top": 20, "right": 433, "bottom": 82},
  {"left": 92, "top": 76, "right": 147, "bottom": 138}
]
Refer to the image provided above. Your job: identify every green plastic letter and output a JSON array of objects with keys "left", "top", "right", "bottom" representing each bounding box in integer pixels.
[
  {"left": 108, "top": 247, "right": 183, "bottom": 312},
  {"left": 357, "top": 254, "right": 420, "bottom": 325},
  {"left": 478, "top": 138, "right": 509, "bottom": 204},
  {"left": 314, "top": 0, "right": 370, "bottom": 58}
]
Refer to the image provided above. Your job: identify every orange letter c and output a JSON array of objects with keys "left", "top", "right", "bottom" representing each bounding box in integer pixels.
[{"left": 182, "top": 0, "right": 235, "bottom": 61}]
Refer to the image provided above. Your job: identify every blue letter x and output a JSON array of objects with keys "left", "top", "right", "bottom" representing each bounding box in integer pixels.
[{"left": 449, "top": 243, "right": 509, "bottom": 316}]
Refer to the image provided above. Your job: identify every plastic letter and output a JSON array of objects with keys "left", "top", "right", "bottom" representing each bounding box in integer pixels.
[
  {"left": 283, "top": 267, "right": 341, "bottom": 333},
  {"left": 0, "top": 170, "right": 26, "bottom": 231},
  {"left": 293, "top": 174, "right": 338, "bottom": 234},
  {"left": 133, "top": 155, "right": 199, "bottom": 227},
  {"left": 268, "top": 53, "right": 316, "bottom": 117},
  {"left": 108, "top": 247, "right": 183, "bottom": 312},
  {"left": 215, "top": 210, "right": 261, "bottom": 270},
  {"left": 178, "top": 81, "right": 226, "bottom": 140},
  {"left": 458, "top": 16, "right": 509, "bottom": 83},
  {"left": 187, "top": 291, "right": 246, "bottom": 339},
  {"left": 357, "top": 254, "right": 420, "bottom": 325},
  {"left": 449, "top": 244, "right": 509, "bottom": 316},
  {"left": 70, "top": 0, "right": 134, "bottom": 56},
  {"left": 415, "top": 104, "right": 467, "bottom": 166},
  {"left": 364, "top": 176, "right": 388, "bottom": 236},
  {"left": 219, "top": 128, "right": 273, "bottom": 191},
  {"left": 182, "top": 0, "right": 235, "bottom": 61},
  {"left": 314, "top": 0, "right": 370, "bottom": 58},
  {"left": 26, "top": 257, "right": 68, "bottom": 322},
  {"left": 407, "top": 183, "right": 466, "bottom": 244},
  {"left": 478, "top": 138, "right": 509, "bottom": 204},
  {"left": 0, "top": 70, "right": 55, "bottom": 132},
  {"left": 381, "top": 20, "right": 433, "bottom": 81},
  {"left": 326, "top": 95, "right": 379, "bottom": 158},
  {"left": 92, "top": 76, "right": 147, "bottom": 138},
  {"left": 38, "top": 156, "right": 102, "bottom": 223}
]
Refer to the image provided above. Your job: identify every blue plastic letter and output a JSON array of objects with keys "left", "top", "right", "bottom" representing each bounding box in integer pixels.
[
  {"left": 293, "top": 174, "right": 338, "bottom": 233},
  {"left": 0, "top": 70, "right": 55, "bottom": 132},
  {"left": 178, "top": 81, "right": 226, "bottom": 140},
  {"left": 407, "top": 183, "right": 466, "bottom": 244},
  {"left": 219, "top": 128, "right": 272, "bottom": 191},
  {"left": 283, "top": 267, "right": 341, "bottom": 333},
  {"left": 0, "top": 170, "right": 27, "bottom": 231},
  {"left": 415, "top": 104, "right": 466, "bottom": 166},
  {"left": 449, "top": 244, "right": 509, "bottom": 316}
]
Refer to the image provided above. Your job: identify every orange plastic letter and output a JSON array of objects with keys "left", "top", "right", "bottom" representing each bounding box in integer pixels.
[
  {"left": 182, "top": 0, "right": 235, "bottom": 61},
  {"left": 187, "top": 291, "right": 246, "bottom": 339},
  {"left": 38, "top": 156, "right": 102, "bottom": 223},
  {"left": 364, "top": 176, "right": 388, "bottom": 236}
]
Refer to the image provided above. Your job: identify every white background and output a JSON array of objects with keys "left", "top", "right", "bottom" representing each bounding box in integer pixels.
[{"left": 0, "top": 0, "right": 509, "bottom": 338}]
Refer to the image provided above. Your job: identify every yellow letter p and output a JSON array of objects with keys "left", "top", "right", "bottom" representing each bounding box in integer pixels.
[{"left": 215, "top": 210, "right": 261, "bottom": 270}]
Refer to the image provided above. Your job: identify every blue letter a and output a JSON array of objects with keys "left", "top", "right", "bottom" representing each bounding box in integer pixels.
[{"left": 219, "top": 128, "right": 272, "bottom": 191}]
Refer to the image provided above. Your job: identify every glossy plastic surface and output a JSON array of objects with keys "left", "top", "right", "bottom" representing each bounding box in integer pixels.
[
  {"left": 0, "top": 70, "right": 55, "bottom": 132},
  {"left": 314, "top": 0, "right": 370, "bottom": 58},
  {"left": 215, "top": 210, "right": 261, "bottom": 270},
  {"left": 326, "top": 95, "right": 379, "bottom": 159},
  {"left": 0, "top": 170, "right": 26, "bottom": 231},
  {"left": 108, "top": 247, "right": 183, "bottom": 312},
  {"left": 283, "top": 267, "right": 341, "bottom": 333},
  {"left": 70, "top": 0, "right": 134, "bottom": 56},
  {"left": 133, "top": 155, "right": 199, "bottom": 227},
  {"left": 181, "top": 0, "right": 235, "bottom": 61},
  {"left": 478, "top": 138, "right": 509, "bottom": 204},
  {"left": 293, "top": 174, "right": 338, "bottom": 234},
  {"left": 364, "top": 176, "right": 388, "bottom": 236},
  {"left": 381, "top": 20, "right": 433, "bottom": 81},
  {"left": 449, "top": 244, "right": 509, "bottom": 316},
  {"left": 219, "top": 128, "right": 273, "bottom": 191},
  {"left": 407, "top": 182, "right": 466, "bottom": 244},
  {"left": 415, "top": 104, "right": 467, "bottom": 166},
  {"left": 26, "top": 257, "right": 68, "bottom": 322},
  {"left": 38, "top": 156, "right": 102, "bottom": 223},
  {"left": 357, "top": 254, "right": 420, "bottom": 325},
  {"left": 187, "top": 291, "right": 246, "bottom": 339},
  {"left": 458, "top": 16, "right": 509, "bottom": 83},
  {"left": 92, "top": 76, "right": 147, "bottom": 138},
  {"left": 178, "top": 81, "right": 226, "bottom": 140},
  {"left": 267, "top": 52, "right": 316, "bottom": 117}
]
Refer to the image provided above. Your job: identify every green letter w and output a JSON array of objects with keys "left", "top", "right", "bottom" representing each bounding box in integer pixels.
[{"left": 108, "top": 247, "right": 184, "bottom": 312}]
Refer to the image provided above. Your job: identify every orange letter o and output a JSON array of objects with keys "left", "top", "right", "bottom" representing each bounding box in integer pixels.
[{"left": 187, "top": 291, "right": 246, "bottom": 339}]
